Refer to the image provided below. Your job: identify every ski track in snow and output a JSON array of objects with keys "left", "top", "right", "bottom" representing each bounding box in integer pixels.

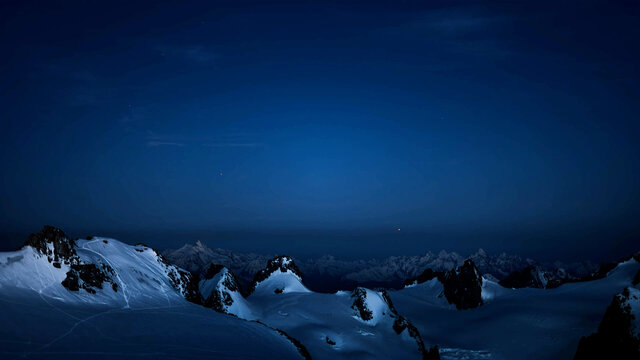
[
  {"left": 11, "top": 299, "right": 202, "bottom": 360},
  {"left": 81, "top": 240, "right": 130, "bottom": 308}
]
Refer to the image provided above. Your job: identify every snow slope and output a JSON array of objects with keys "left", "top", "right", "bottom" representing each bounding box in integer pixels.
[
  {"left": 390, "top": 257, "right": 640, "bottom": 360},
  {"left": 205, "top": 256, "right": 435, "bottom": 359},
  {"left": 0, "top": 237, "right": 194, "bottom": 308},
  {"left": 0, "top": 229, "right": 309, "bottom": 359},
  {"left": 199, "top": 266, "right": 255, "bottom": 319},
  {"left": 0, "top": 287, "right": 302, "bottom": 360}
]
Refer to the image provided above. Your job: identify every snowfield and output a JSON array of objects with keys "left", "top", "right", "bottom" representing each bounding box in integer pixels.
[
  {"left": 0, "top": 236, "right": 304, "bottom": 359},
  {"left": 1, "top": 227, "right": 638, "bottom": 360},
  {"left": 0, "top": 230, "right": 431, "bottom": 359},
  {"left": 389, "top": 257, "right": 640, "bottom": 360},
  {"left": 0, "top": 287, "right": 302, "bottom": 360}
]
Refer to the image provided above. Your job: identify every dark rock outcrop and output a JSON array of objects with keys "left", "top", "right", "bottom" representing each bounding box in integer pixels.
[
  {"left": 442, "top": 259, "right": 484, "bottom": 310},
  {"left": 254, "top": 320, "right": 312, "bottom": 360},
  {"left": 181, "top": 271, "right": 203, "bottom": 304},
  {"left": 574, "top": 287, "right": 640, "bottom": 359},
  {"left": 204, "top": 263, "right": 226, "bottom": 279},
  {"left": 403, "top": 259, "right": 484, "bottom": 310},
  {"left": 153, "top": 248, "right": 203, "bottom": 304},
  {"left": 499, "top": 265, "right": 549, "bottom": 289},
  {"left": 201, "top": 264, "right": 243, "bottom": 314},
  {"left": 247, "top": 255, "right": 303, "bottom": 295},
  {"left": 24, "top": 226, "right": 117, "bottom": 294},
  {"left": 275, "top": 328, "right": 312, "bottom": 360},
  {"left": 61, "top": 263, "right": 117, "bottom": 294},
  {"left": 380, "top": 291, "right": 440, "bottom": 360},
  {"left": 351, "top": 287, "right": 373, "bottom": 321},
  {"left": 25, "top": 225, "right": 79, "bottom": 266}
]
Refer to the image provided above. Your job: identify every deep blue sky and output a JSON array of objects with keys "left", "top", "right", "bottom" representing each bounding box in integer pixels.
[{"left": 1, "top": 1, "right": 639, "bottom": 261}]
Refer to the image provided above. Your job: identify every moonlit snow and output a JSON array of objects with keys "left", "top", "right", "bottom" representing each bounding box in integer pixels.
[{"left": 1, "top": 231, "right": 638, "bottom": 359}]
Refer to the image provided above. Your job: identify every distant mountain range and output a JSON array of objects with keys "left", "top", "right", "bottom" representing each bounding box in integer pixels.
[
  {"left": 2, "top": 226, "right": 638, "bottom": 359},
  {"left": 162, "top": 241, "right": 599, "bottom": 292}
]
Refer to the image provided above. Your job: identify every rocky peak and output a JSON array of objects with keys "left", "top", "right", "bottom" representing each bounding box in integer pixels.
[
  {"left": 442, "top": 259, "right": 484, "bottom": 310},
  {"left": 499, "top": 265, "right": 549, "bottom": 289},
  {"left": 351, "top": 287, "right": 374, "bottom": 321},
  {"left": 24, "top": 225, "right": 79, "bottom": 266},
  {"left": 574, "top": 286, "right": 640, "bottom": 359},
  {"left": 200, "top": 264, "right": 243, "bottom": 314},
  {"left": 248, "top": 255, "right": 303, "bottom": 295},
  {"left": 204, "top": 263, "right": 226, "bottom": 280}
]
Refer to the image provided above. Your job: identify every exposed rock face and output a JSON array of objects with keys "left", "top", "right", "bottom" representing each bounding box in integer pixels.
[
  {"left": 574, "top": 287, "right": 640, "bottom": 359},
  {"left": 442, "top": 259, "right": 484, "bottom": 310},
  {"left": 499, "top": 265, "right": 550, "bottom": 289},
  {"left": 153, "top": 249, "right": 202, "bottom": 304},
  {"left": 380, "top": 291, "right": 440, "bottom": 360},
  {"left": 24, "top": 226, "right": 118, "bottom": 294},
  {"left": 273, "top": 328, "right": 312, "bottom": 360},
  {"left": 248, "top": 255, "right": 303, "bottom": 295},
  {"left": 351, "top": 287, "right": 374, "bottom": 321},
  {"left": 200, "top": 263, "right": 243, "bottom": 314},
  {"left": 25, "top": 225, "right": 79, "bottom": 266},
  {"left": 403, "top": 259, "right": 484, "bottom": 310},
  {"left": 351, "top": 287, "right": 441, "bottom": 359},
  {"left": 61, "top": 263, "right": 118, "bottom": 294}
]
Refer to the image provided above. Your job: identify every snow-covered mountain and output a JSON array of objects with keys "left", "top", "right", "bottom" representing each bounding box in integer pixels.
[
  {"left": 192, "top": 254, "right": 439, "bottom": 359},
  {"left": 404, "top": 259, "right": 485, "bottom": 310},
  {"left": 0, "top": 226, "right": 440, "bottom": 359},
  {"left": 0, "top": 226, "right": 200, "bottom": 307},
  {"left": 390, "top": 254, "right": 640, "bottom": 360},
  {"left": 0, "top": 227, "right": 309, "bottom": 359},
  {"left": 163, "top": 242, "right": 597, "bottom": 292},
  {"left": 574, "top": 255, "right": 640, "bottom": 359},
  {"left": 3, "top": 225, "right": 638, "bottom": 360}
]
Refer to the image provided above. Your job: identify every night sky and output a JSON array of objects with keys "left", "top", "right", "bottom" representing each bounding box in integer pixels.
[{"left": 1, "top": 1, "right": 639, "bottom": 261}]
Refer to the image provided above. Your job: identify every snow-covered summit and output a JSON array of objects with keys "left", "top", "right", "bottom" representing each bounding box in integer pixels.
[
  {"left": 199, "top": 263, "right": 254, "bottom": 319},
  {"left": 248, "top": 255, "right": 310, "bottom": 296},
  {"left": 0, "top": 226, "right": 199, "bottom": 308}
]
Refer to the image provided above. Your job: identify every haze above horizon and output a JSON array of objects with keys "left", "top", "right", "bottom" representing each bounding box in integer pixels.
[{"left": 1, "top": 1, "right": 639, "bottom": 261}]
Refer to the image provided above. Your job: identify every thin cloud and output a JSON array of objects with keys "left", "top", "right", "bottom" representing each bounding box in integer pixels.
[
  {"left": 203, "top": 142, "right": 263, "bottom": 148},
  {"left": 146, "top": 141, "right": 185, "bottom": 147}
]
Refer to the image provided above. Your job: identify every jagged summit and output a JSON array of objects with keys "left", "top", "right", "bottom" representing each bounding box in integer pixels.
[
  {"left": 442, "top": 259, "right": 484, "bottom": 310},
  {"left": 402, "top": 259, "right": 484, "bottom": 310},
  {"left": 203, "top": 263, "right": 226, "bottom": 279},
  {"left": 24, "top": 225, "right": 78, "bottom": 267},
  {"left": 248, "top": 255, "right": 309, "bottom": 295},
  {"left": 1, "top": 226, "right": 201, "bottom": 308},
  {"left": 199, "top": 263, "right": 254, "bottom": 318},
  {"left": 499, "top": 264, "right": 550, "bottom": 289},
  {"left": 165, "top": 243, "right": 586, "bottom": 293}
]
